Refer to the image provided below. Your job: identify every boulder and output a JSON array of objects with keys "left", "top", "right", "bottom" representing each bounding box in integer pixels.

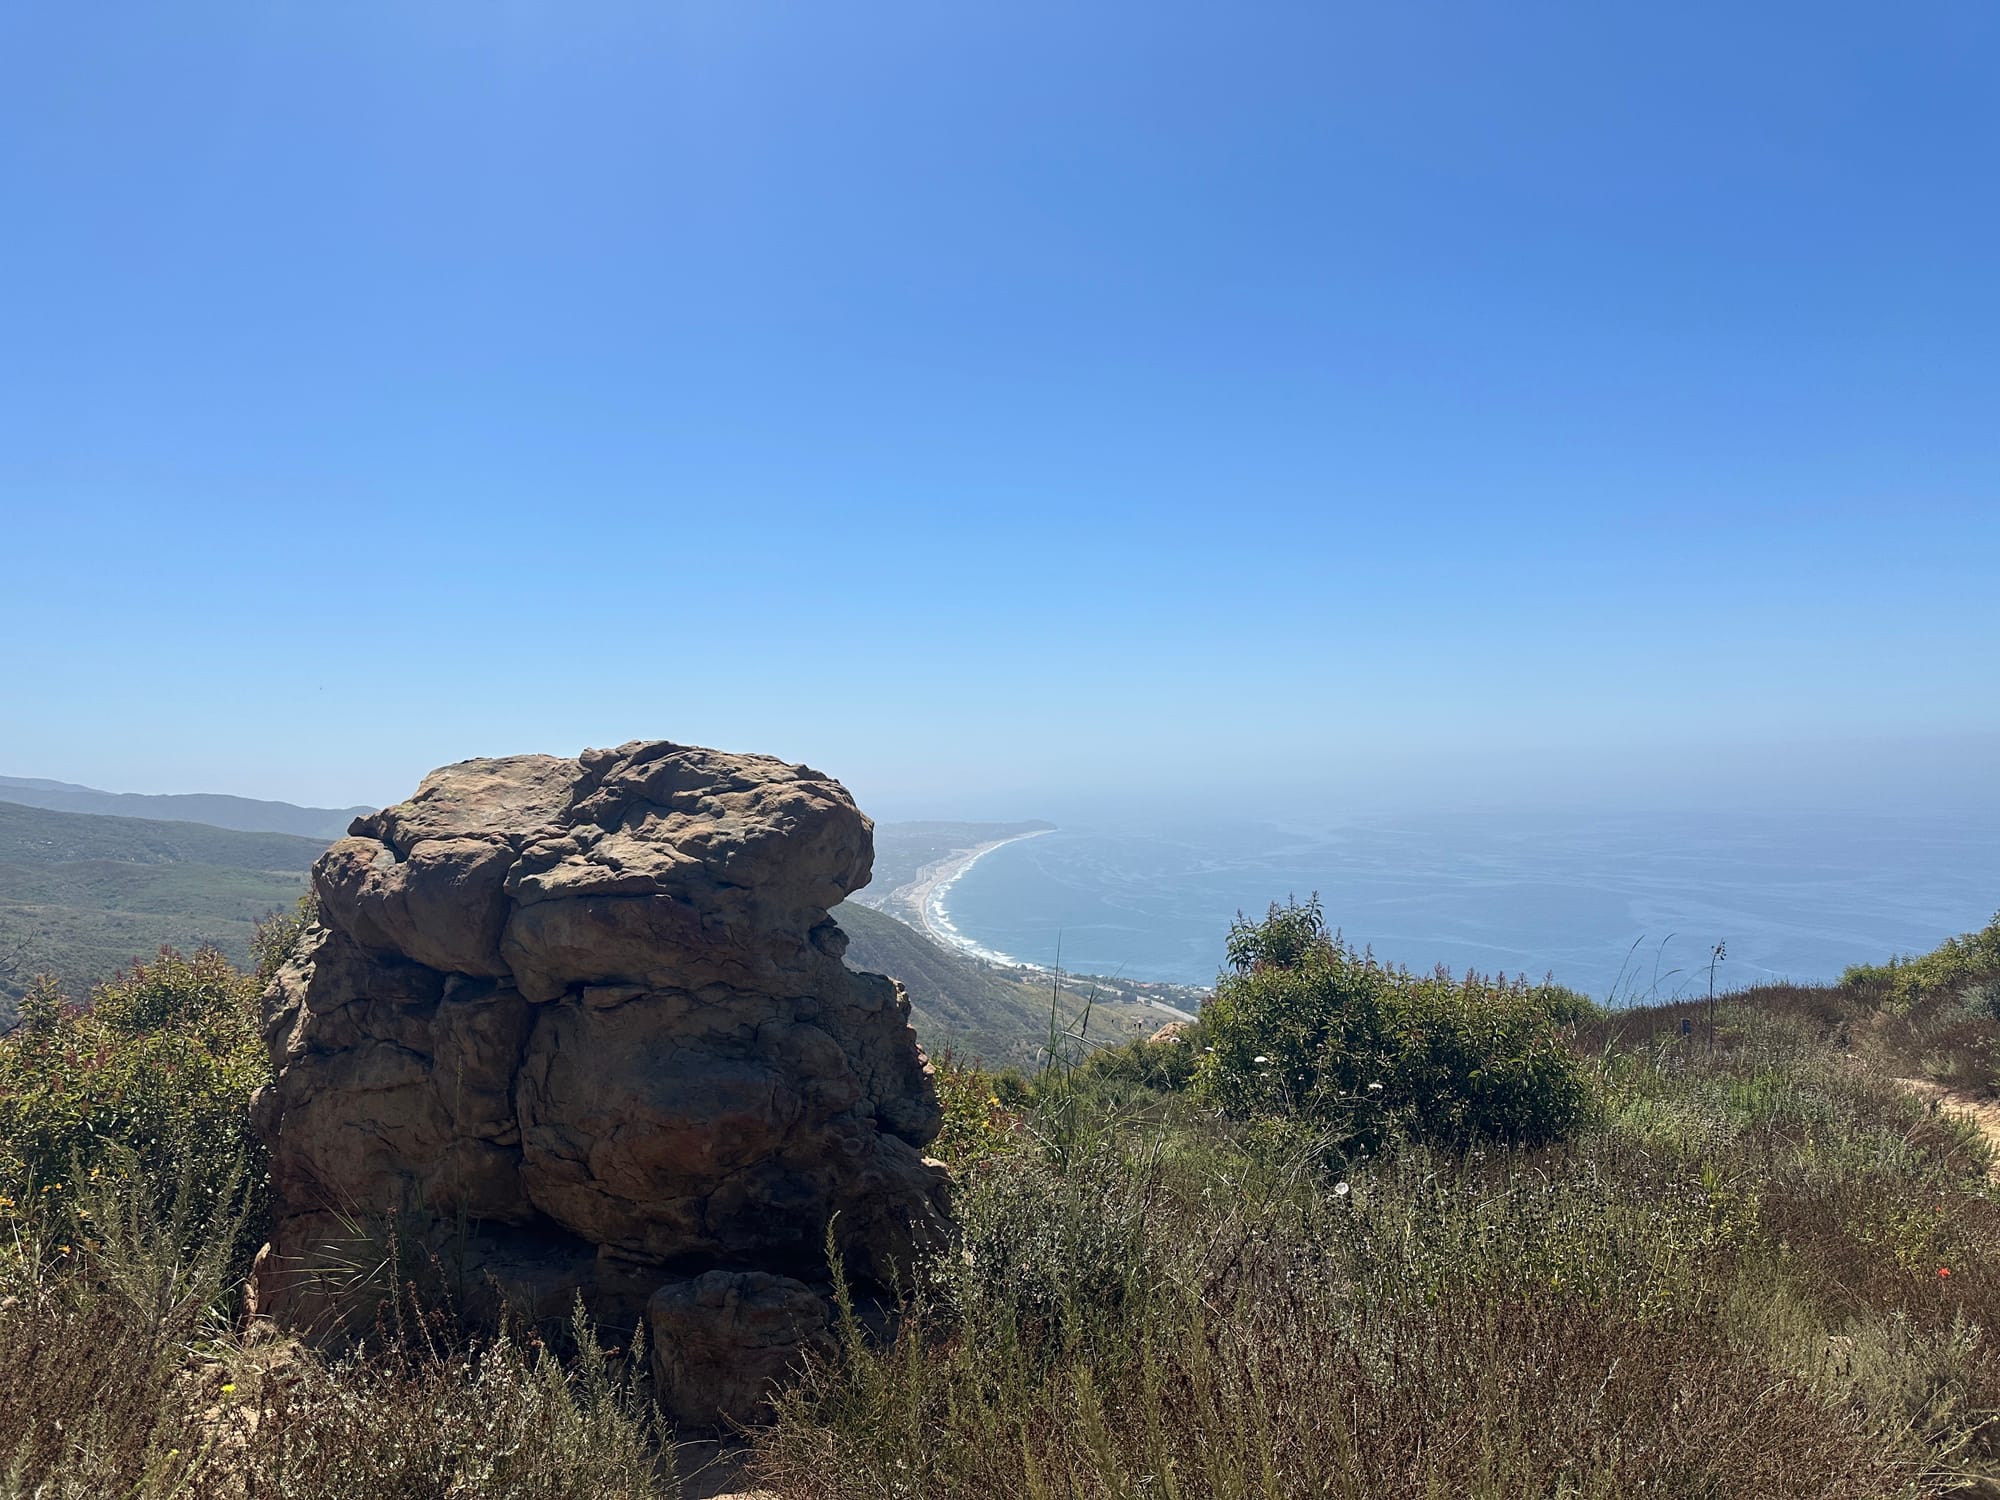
[
  {"left": 648, "top": 1271, "right": 838, "bottom": 1428},
  {"left": 251, "top": 740, "right": 950, "bottom": 1423}
]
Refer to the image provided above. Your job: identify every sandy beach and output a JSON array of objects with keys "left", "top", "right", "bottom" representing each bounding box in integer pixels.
[
  {"left": 886, "top": 828, "right": 1054, "bottom": 964},
  {"left": 877, "top": 829, "right": 1204, "bottom": 1020}
]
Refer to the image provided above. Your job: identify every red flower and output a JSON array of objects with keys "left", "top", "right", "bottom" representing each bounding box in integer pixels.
[{"left": 1939, "top": 1267, "right": 1952, "bottom": 1279}]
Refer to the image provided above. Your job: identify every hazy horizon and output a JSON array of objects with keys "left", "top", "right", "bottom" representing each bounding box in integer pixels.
[{"left": 7, "top": 727, "right": 1997, "bottom": 836}]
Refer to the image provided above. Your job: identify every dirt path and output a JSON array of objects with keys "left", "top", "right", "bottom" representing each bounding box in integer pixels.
[
  {"left": 1895, "top": 1077, "right": 2000, "bottom": 1180},
  {"left": 672, "top": 1439, "right": 772, "bottom": 1499}
]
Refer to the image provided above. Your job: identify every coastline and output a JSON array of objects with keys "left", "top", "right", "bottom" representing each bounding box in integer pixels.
[
  {"left": 899, "top": 829, "right": 1054, "bottom": 966},
  {"left": 889, "top": 829, "right": 1204, "bottom": 1022}
]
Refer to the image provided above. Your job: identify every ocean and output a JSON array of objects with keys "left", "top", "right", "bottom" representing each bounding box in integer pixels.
[{"left": 934, "top": 806, "right": 2000, "bottom": 1001}]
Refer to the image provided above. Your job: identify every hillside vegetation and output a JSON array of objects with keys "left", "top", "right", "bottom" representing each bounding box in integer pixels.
[
  {"left": 2, "top": 902, "right": 1998, "bottom": 1494},
  {"left": 771, "top": 905, "right": 2000, "bottom": 1498},
  {"left": 835, "top": 899, "right": 1153, "bottom": 1062},
  {"left": 0, "top": 802, "right": 319, "bottom": 1021}
]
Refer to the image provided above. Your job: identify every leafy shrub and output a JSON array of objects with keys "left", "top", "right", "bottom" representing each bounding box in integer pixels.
[
  {"left": 0, "top": 945, "right": 269, "bottom": 1266},
  {"left": 1536, "top": 982, "right": 1603, "bottom": 1026},
  {"left": 928, "top": 1049, "right": 1023, "bottom": 1170},
  {"left": 758, "top": 1009, "right": 1968, "bottom": 1500},
  {"left": 1069, "top": 1027, "right": 1204, "bottom": 1095},
  {"left": 1194, "top": 897, "right": 1590, "bottom": 1151},
  {"left": 1845, "top": 911, "right": 2000, "bottom": 1005},
  {"left": 940, "top": 1125, "right": 1171, "bottom": 1346}
]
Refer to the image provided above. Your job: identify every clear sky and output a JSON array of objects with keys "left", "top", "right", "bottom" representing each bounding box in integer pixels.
[{"left": 2, "top": 2, "right": 1995, "bottom": 820}]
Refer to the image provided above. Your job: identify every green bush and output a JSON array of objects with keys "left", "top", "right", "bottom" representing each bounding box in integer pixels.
[
  {"left": 759, "top": 1009, "right": 1965, "bottom": 1500},
  {"left": 1194, "top": 897, "right": 1590, "bottom": 1151},
  {"left": 0, "top": 945, "right": 269, "bottom": 1264},
  {"left": 1845, "top": 910, "right": 2000, "bottom": 1005},
  {"left": 1069, "top": 1028, "right": 1204, "bottom": 1095},
  {"left": 928, "top": 1049, "right": 1024, "bottom": 1170}
]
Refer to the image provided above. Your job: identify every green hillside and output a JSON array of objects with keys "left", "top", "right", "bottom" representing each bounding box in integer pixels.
[
  {"left": 834, "top": 899, "right": 1152, "bottom": 1064},
  {"left": 0, "top": 802, "right": 323, "bottom": 1022},
  {"left": 0, "top": 801, "right": 331, "bottom": 871}
]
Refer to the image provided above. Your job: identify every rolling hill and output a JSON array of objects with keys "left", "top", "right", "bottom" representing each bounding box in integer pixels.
[
  {"left": 0, "top": 801, "right": 321, "bottom": 1019},
  {"left": 833, "top": 898, "right": 1151, "bottom": 1063},
  {"left": 0, "top": 775, "right": 371, "bottom": 840}
]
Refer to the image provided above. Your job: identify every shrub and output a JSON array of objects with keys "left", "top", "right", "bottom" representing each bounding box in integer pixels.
[
  {"left": 928, "top": 1049, "right": 1023, "bottom": 1170},
  {"left": 1069, "top": 1027, "right": 1204, "bottom": 1095},
  {"left": 1845, "top": 911, "right": 2000, "bottom": 1005},
  {"left": 0, "top": 946, "right": 269, "bottom": 1268},
  {"left": 755, "top": 1028, "right": 1952, "bottom": 1500},
  {"left": 1194, "top": 898, "right": 1590, "bottom": 1151}
]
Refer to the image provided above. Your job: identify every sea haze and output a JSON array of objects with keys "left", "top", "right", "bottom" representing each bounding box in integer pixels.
[{"left": 936, "top": 807, "right": 2000, "bottom": 1001}]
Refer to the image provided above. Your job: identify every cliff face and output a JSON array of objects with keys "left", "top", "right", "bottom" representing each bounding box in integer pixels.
[{"left": 251, "top": 740, "right": 949, "bottom": 1423}]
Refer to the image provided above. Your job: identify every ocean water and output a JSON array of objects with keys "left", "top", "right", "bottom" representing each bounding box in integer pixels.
[{"left": 936, "top": 807, "right": 2000, "bottom": 1001}]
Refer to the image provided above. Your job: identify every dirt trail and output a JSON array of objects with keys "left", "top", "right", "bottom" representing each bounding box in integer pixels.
[
  {"left": 673, "top": 1438, "right": 776, "bottom": 1500},
  {"left": 1895, "top": 1078, "right": 2000, "bottom": 1180}
]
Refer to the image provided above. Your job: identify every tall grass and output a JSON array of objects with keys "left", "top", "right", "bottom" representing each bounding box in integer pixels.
[
  {"left": 7, "top": 911, "right": 2000, "bottom": 1495},
  {"left": 756, "top": 993, "right": 2000, "bottom": 1498},
  {"left": 0, "top": 1165, "right": 674, "bottom": 1499}
]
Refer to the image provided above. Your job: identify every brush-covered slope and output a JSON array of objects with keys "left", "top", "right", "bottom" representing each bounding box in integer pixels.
[
  {"left": 0, "top": 801, "right": 323, "bottom": 1021},
  {"left": 832, "top": 899, "right": 1151, "bottom": 1063}
]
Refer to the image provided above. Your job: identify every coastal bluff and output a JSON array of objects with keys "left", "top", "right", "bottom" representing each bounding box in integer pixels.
[{"left": 250, "top": 740, "right": 950, "bottom": 1425}]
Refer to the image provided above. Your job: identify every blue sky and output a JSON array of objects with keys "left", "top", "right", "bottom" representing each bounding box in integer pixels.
[{"left": 2, "top": 2, "right": 1995, "bottom": 819}]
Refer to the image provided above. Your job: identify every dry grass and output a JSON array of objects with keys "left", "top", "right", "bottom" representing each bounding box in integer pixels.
[
  {"left": 753, "top": 985, "right": 2000, "bottom": 1499},
  {"left": 0, "top": 1171, "right": 673, "bottom": 1499},
  {"left": 9, "top": 961, "right": 2000, "bottom": 1497}
]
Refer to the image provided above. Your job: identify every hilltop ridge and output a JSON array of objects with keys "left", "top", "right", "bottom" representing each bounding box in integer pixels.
[{"left": 0, "top": 775, "right": 371, "bottom": 841}]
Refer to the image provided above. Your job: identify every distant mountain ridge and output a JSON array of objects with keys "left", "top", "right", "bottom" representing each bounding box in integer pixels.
[{"left": 0, "top": 775, "right": 372, "bottom": 841}]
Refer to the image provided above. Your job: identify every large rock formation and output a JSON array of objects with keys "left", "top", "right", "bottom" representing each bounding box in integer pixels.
[{"left": 251, "top": 741, "right": 949, "bottom": 1422}]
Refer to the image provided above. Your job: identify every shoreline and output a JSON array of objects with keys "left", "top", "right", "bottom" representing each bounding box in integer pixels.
[
  {"left": 894, "top": 830, "right": 1204, "bottom": 1022},
  {"left": 902, "top": 829, "right": 1054, "bottom": 967}
]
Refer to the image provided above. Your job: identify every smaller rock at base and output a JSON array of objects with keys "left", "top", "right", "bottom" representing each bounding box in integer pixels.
[
  {"left": 1148, "top": 1020, "right": 1195, "bottom": 1045},
  {"left": 648, "top": 1270, "right": 837, "bottom": 1428}
]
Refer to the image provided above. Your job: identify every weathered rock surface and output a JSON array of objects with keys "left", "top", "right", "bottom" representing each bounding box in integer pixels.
[
  {"left": 648, "top": 1271, "right": 838, "bottom": 1427},
  {"left": 252, "top": 741, "right": 949, "bottom": 1421}
]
